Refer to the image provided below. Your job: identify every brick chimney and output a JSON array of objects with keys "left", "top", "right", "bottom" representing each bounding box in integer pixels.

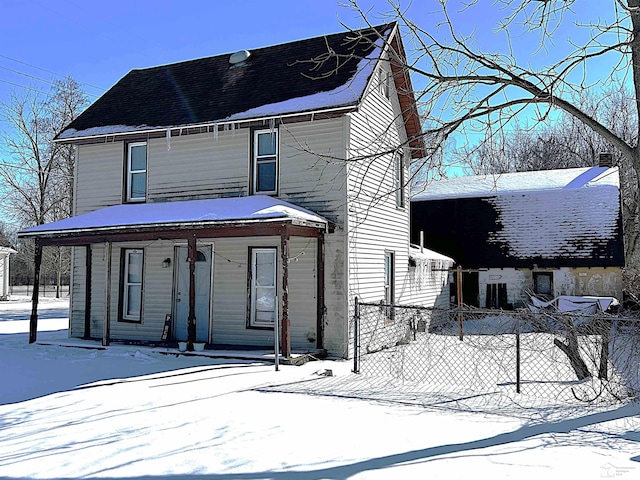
[{"left": 598, "top": 153, "right": 613, "bottom": 168}]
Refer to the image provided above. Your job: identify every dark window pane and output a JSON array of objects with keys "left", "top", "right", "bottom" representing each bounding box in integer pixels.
[
  {"left": 534, "top": 273, "right": 553, "bottom": 295},
  {"left": 256, "top": 252, "right": 275, "bottom": 286},
  {"left": 130, "top": 145, "right": 146, "bottom": 171},
  {"left": 257, "top": 132, "right": 276, "bottom": 156},
  {"left": 257, "top": 161, "right": 276, "bottom": 192},
  {"left": 127, "top": 285, "right": 141, "bottom": 316},
  {"left": 127, "top": 252, "right": 143, "bottom": 283},
  {"left": 131, "top": 173, "right": 146, "bottom": 199}
]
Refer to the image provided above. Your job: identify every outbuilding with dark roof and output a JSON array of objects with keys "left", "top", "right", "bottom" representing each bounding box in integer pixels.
[{"left": 411, "top": 166, "right": 625, "bottom": 307}]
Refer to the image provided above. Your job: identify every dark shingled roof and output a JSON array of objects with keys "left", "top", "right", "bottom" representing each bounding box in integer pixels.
[
  {"left": 60, "top": 23, "right": 395, "bottom": 139},
  {"left": 411, "top": 167, "right": 625, "bottom": 268}
]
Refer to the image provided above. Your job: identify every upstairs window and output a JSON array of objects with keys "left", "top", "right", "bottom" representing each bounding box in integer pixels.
[
  {"left": 126, "top": 142, "right": 147, "bottom": 202},
  {"left": 252, "top": 129, "right": 278, "bottom": 194}
]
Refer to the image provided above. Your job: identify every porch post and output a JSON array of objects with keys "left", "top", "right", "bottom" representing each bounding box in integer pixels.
[
  {"left": 103, "top": 242, "right": 112, "bottom": 346},
  {"left": 187, "top": 235, "right": 197, "bottom": 350},
  {"left": 84, "top": 244, "right": 92, "bottom": 339},
  {"left": 28, "top": 240, "right": 43, "bottom": 344},
  {"left": 280, "top": 227, "right": 291, "bottom": 357},
  {"left": 316, "top": 235, "right": 325, "bottom": 349}
]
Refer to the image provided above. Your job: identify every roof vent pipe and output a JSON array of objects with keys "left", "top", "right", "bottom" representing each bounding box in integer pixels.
[
  {"left": 229, "top": 50, "right": 251, "bottom": 65},
  {"left": 599, "top": 152, "right": 613, "bottom": 168}
]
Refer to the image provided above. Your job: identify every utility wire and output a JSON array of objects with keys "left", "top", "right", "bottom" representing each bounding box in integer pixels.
[
  {"left": 0, "top": 65, "right": 100, "bottom": 99},
  {"left": 0, "top": 78, "right": 47, "bottom": 95},
  {"left": 0, "top": 53, "right": 106, "bottom": 92}
]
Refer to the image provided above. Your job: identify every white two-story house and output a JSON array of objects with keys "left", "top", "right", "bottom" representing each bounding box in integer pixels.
[{"left": 19, "top": 23, "right": 451, "bottom": 358}]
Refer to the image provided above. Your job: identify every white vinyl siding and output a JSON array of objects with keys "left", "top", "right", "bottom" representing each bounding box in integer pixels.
[
  {"left": 69, "top": 246, "right": 86, "bottom": 337},
  {"left": 346, "top": 55, "right": 411, "bottom": 307},
  {"left": 75, "top": 142, "right": 124, "bottom": 215},
  {"left": 148, "top": 130, "right": 249, "bottom": 201},
  {"left": 71, "top": 118, "right": 348, "bottom": 353},
  {"left": 277, "top": 118, "right": 349, "bottom": 355},
  {"left": 74, "top": 242, "right": 174, "bottom": 341},
  {"left": 211, "top": 236, "right": 317, "bottom": 349}
]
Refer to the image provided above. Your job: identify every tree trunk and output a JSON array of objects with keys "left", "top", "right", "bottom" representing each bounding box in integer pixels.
[
  {"left": 554, "top": 317, "right": 591, "bottom": 380},
  {"left": 594, "top": 318, "right": 612, "bottom": 381},
  {"left": 56, "top": 248, "right": 62, "bottom": 299},
  {"left": 28, "top": 243, "right": 42, "bottom": 344},
  {"left": 554, "top": 336, "right": 591, "bottom": 380}
]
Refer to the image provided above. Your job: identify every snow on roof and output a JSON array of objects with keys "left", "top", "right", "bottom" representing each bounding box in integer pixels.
[
  {"left": 18, "top": 196, "right": 327, "bottom": 237},
  {"left": 0, "top": 246, "right": 17, "bottom": 254},
  {"left": 409, "top": 245, "right": 454, "bottom": 263},
  {"left": 486, "top": 181, "right": 620, "bottom": 259},
  {"left": 56, "top": 49, "right": 379, "bottom": 140},
  {"left": 57, "top": 25, "right": 392, "bottom": 141},
  {"left": 412, "top": 166, "right": 618, "bottom": 201},
  {"left": 220, "top": 53, "right": 380, "bottom": 120}
]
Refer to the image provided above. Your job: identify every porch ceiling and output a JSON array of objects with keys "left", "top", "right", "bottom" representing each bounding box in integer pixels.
[{"left": 18, "top": 196, "right": 328, "bottom": 246}]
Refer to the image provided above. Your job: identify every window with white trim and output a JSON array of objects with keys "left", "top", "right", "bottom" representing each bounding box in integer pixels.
[
  {"left": 395, "top": 151, "right": 405, "bottom": 208},
  {"left": 252, "top": 129, "right": 278, "bottom": 194},
  {"left": 384, "top": 251, "right": 395, "bottom": 320},
  {"left": 249, "top": 247, "right": 277, "bottom": 327},
  {"left": 126, "top": 142, "right": 147, "bottom": 202},
  {"left": 122, "top": 249, "right": 143, "bottom": 322}
]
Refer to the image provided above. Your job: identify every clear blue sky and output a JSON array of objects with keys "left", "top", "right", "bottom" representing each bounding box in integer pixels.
[
  {"left": 0, "top": 0, "right": 618, "bottom": 127},
  {"left": 0, "top": 0, "right": 623, "bottom": 228},
  {"left": 0, "top": 0, "right": 420, "bottom": 107}
]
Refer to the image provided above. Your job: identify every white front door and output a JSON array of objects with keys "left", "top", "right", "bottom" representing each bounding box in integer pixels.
[{"left": 173, "top": 245, "right": 212, "bottom": 342}]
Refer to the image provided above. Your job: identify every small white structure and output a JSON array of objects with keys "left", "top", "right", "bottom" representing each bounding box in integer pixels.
[{"left": 0, "top": 246, "right": 16, "bottom": 300}]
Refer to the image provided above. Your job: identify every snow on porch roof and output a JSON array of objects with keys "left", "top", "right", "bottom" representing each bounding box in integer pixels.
[
  {"left": 18, "top": 196, "right": 328, "bottom": 238},
  {"left": 409, "top": 245, "right": 454, "bottom": 263}
]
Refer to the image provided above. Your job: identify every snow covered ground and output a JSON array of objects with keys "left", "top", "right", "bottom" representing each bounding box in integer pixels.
[{"left": 1, "top": 295, "right": 639, "bottom": 479}]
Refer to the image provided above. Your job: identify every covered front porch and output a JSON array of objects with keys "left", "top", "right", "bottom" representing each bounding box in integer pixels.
[{"left": 18, "top": 196, "right": 327, "bottom": 357}]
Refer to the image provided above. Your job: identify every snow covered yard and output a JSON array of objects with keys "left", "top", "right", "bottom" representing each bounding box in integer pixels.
[{"left": 1, "top": 296, "right": 639, "bottom": 479}]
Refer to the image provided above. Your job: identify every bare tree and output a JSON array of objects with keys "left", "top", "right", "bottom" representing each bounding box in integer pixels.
[
  {"left": 0, "top": 77, "right": 87, "bottom": 308},
  {"left": 339, "top": 0, "right": 639, "bottom": 261},
  {"left": 323, "top": 1, "right": 640, "bottom": 381},
  {"left": 459, "top": 85, "right": 640, "bottom": 267}
]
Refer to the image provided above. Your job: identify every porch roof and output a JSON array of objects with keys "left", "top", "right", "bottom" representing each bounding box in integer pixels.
[{"left": 18, "top": 196, "right": 328, "bottom": 244}]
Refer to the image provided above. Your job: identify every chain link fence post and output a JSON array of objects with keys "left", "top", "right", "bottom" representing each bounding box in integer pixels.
[
  {"left": 516, "top": 314, "right": 521, "bottom": 394},
  {"left": 353, "top": 296, "right": 360, "bottom": 374}
]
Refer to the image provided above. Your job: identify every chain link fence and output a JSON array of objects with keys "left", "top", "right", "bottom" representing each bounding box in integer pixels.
[
  {"left": 7, "top": 284, "right": 70, "bottom": 298},
  {"left": 353, "top": 298, "right": 640, "bottom": 404}
]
